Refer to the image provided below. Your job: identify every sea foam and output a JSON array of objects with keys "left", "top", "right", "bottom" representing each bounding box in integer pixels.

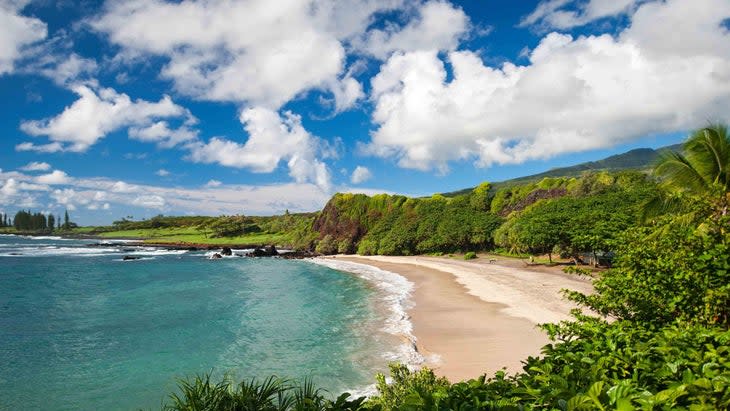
[{"left": 308, "top": 258, "right": 424, "bottom": 370}]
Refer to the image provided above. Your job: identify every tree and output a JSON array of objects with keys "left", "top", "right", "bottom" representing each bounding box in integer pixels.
[
  {"left": 63, "top": 210, "right": 70, "bottom": 230},
  {"left": 646, "top": 123, "right": 730, "bottom": 227},
  {"left": 47, "top": 214, "right": 55, "bottom": 232}
]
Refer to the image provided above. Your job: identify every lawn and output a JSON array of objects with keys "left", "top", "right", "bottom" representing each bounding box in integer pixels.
[{"left": 98, "top": 227, "right": 289, "bottom": 245}]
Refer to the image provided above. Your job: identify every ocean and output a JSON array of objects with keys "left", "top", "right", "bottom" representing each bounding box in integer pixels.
[{"left": 0, "top": 235, "right": 417, "bottom": 411}]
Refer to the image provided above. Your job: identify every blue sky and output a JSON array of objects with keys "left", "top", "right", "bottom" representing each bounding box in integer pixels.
[{"left": 1, "top": 0, "right": 728, "bottom": 225}]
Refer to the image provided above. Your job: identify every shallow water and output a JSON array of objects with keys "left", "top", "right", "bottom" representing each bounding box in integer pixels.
[{"left": 0, "top": 235, "right": 411, "bottom": 410}]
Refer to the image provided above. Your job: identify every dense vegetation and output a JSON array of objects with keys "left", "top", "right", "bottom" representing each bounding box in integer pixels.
[
  {"left": 1, "top": 209, "right": 74, "bottom": 232},
  {"left": 158, "top": 125, "right": 730, "bottom": 410},
  {"left": 302, "top": 170, "right": 657, "bottom": 262}
]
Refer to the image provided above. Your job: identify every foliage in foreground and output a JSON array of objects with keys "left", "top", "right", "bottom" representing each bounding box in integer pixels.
[
  {"left": 165, "top": 320, "right": 730, "bottom": 411},
  {"left": 163, "top": 374, "right": 365, "bottom": 411}
]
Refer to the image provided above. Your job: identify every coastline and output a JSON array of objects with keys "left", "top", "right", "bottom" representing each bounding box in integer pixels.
[{"left": 319, "top": 254, "right": 594, "bottom": 382}]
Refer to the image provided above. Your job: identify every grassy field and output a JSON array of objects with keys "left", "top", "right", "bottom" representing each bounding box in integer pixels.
[{"left": 97, "top": 227, "right": 289, "bottom": 245}]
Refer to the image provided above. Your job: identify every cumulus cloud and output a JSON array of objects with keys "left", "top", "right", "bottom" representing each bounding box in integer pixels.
[
  {"left": 187, "top": 107, "right": 332, "bottom": 192},
  {"left": 0, "top": 168, "right": 388, "bottom": 218},
  {"left": 19, "top": 84, "right": 194, "bottom": 152},
  {"left": 155, "top": 169, "right": 170, "bottom": 177},
  {"left": 20, "top": 30, "right": 99, "bottom": 86},
  {"left": 355, "top": 0, "right": 470, "bottom": 59},
  {"left": 365, "top": 0, "right": 730, "bottom": 171},
  {"left": 132, "top": 194, "right": 165, "bottom": 209},
  {"left": 350, "top": 166, "right": 373, "bottom": 184},
  {"left": 0, "top": 176, "right": 38, "bottom": 207},
  {"left": 15, "top": 141, "right": 63, "bottom": 153},
  {"left": 90, "top": 0, "right": 405, "bottom": 110},
  {"left": 0, "top": 0, "right": 47, "bottom": 75},
  {"left": 129, "top": 120, "right": 198, "bottom": 148},
  {"left": 111, "top": 181, "right": 139, "bottom": 193},
  {"left": 36, "top": 170, "right": 71, "bottom": 185},
  {"left": 50, "top": 188, "right": 79, "bottom": 210},
  {"left": 19, "top": 161, "right": 51, "bottom": 172},
  {"left": 205, "top": 180, "right": 222, "bottom": 188},
  {"left": 520, "top": 0, "right": 641, "bottom": 30}
]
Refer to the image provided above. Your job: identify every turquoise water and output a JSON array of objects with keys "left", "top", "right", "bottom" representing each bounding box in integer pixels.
[{"left": 0, "top": 236, "right": 404, "bottom": 410}]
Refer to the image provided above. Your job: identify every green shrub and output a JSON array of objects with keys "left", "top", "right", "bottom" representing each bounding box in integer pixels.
[
  {"left": 464, "top": 252, "right": 477, "bottom": 260},
  {"left": 163, "top": 373, "right": 366, "bottom": 411}
]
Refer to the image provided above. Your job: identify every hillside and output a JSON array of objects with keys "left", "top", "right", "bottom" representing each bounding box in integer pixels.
[{"left": 444, "top": 143, "right": 681, "bottom": 197}]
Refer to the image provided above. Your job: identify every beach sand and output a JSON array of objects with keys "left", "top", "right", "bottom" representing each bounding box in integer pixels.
[{"left": 325, "top": 255, "right": 594, "bottom": 382}]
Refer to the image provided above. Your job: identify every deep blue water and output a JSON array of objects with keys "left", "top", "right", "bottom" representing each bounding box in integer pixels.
[{"left": 0, "top": 235, "right": 401, "bottom": 411}]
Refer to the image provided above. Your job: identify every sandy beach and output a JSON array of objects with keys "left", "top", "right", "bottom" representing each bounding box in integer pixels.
[{"left": 325, "top": 255, "right": 594, "bottom": 382}]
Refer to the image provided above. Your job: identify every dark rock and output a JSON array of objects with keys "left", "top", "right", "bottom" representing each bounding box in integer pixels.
[
  {"left": 247, "top": 247, "right": 268, "bottom": 257},
  {"left": 279, "top": 250, "right": 317, "bottom": 259},
  {"left": 122, "top": 255, "right": 141, "bottom": 261},
  {"left": 221, "top": 246, "right": 233, "bottom": 256},
  {"left": 210, "top": 253, "right": 222, "bottom": 259},
  {"left": 266, "top": 245, "right": 278, "bottom": 256}
]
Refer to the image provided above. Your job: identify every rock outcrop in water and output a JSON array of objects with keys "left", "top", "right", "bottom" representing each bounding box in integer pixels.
[{"left": 246, "top": 245, "right": 278, "bottom": 257}]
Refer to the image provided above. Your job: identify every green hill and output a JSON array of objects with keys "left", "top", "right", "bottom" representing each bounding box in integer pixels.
[{"left": 444, "top": 143, "right": 681, "bottom": 197}]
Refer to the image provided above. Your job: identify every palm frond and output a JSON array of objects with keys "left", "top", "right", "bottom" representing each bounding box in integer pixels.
[{"left": 654, "top": 150, "right": 709, "bottom": 195}]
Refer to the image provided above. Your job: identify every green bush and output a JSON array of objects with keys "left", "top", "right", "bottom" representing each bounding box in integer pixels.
[
  {"left": 463, "top": 252, "right": 477, "bottom": 260},
  {"left": 163, "top": 373, "right": 366, "bottom": 411},
  {"left": 566, "top": 220, "right": 730, "bottom": 327}
]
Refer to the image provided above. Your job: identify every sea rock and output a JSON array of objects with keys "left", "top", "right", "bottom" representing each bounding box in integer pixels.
[
  {"left": 266, "top": 245, "right": 278, "bottom": 256},
  {"left": 122, "top": 256, "right": 141, "bottom": 261},
  {"left": 247, "top": 248, "right": 268, "bottom": 257},
  {"left": 221, "top": 246, "right": 233, "bottom": 256},
  {"left": 210, "top": 253, "right": 222, "bottom": 259}
]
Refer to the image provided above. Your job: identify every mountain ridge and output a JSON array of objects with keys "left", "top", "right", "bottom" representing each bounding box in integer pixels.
[{"left": 442, "top": 143, "right": 682, "bottom": 197}]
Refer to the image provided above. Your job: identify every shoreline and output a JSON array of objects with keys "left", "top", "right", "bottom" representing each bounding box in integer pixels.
[{"left": 320, "top": 254, "right": 594, "bottom": 382}]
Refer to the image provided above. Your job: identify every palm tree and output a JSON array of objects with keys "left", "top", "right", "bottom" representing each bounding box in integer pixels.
[{"left": 643, "top": 124, "right": 730, "bottom": 229}]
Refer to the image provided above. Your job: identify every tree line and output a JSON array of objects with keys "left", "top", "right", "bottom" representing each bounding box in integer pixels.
[{"left": 5, "top": 210, "right": 74, "bottom": 232}]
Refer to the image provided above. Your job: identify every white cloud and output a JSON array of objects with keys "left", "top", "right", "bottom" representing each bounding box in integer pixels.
[
  {"left": 16, "top": 141, "right": 63, "bottom": 153},
  {"left": 365, "top": 0, "right": 730, "bottom": 171},
  {"left": 36, "top": 170, "right": 71, "bottom": 185},
  {"left": 155, "top": 169, "right": 170, "bottom": 177},
  {"left": 19, "top": 161, "right": 51, "bottom": 172},
  {"left": 0, "top": 1, "right": 47, "bottom": 75},
  {"left": 50, "top": 188, "right": 78, "bottom": 210},
  {"left": 1, "top": 178, "right": 18, "bottom": 198},
  {"left": 129, "top": 120, "right": 198, "bottom": 148},
  {"left": 356, "top": 0, "right": 470, "bottom": 59},
  {"left": 0, "top": 171, "right": 42, "bottom": 207},
  {"left": 31, "top": 52, "right": 98, "bottom": 86},
  {"left": 132, "top": 195, "right": 165, "bottom": 209},
  {"left": 90, "top": 0, "right": 403, "bottom": 109},
  {"left": 111, "top": 181, "right": 138, "bottom": 193},
  {"left": 205, "top": 180, "right": 222, "bottom": 188},
  {"left": 350, "top": 166, "right": 373, "bottom": 184},
  {"left": 0, "top": 169, "right": 387, "bottom": 218},
  {"left": 20, "top": 30, "right": 99, "bottom": 86},
  {"left": 187, "top": 107, "right": 332, "bottom": 192},
  {"left": 520, "top": 0, "right": 641, "bottom": 30},
  {"left": 19, "top": 84, "right": 194, "bottom": 152}
]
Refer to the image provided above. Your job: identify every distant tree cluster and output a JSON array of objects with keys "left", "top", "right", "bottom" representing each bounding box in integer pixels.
[
  {"left": 0, "top": 213, "right": 11, "bottom": 227},
  {"left": 10, "top": 209, "right": 74, "bottom": 232}
]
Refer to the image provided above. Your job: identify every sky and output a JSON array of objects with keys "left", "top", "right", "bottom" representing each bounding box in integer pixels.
[{"left": 0, "top": 0, "right": 729, "bottom": 225}]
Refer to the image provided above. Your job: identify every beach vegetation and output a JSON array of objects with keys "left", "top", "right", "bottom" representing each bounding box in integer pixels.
[
  {"left": 164, "top": 373, "right": 366, "bottom": 411},
  {"left": 463, "top": 251, "right": 477, "bottom": 260}
]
